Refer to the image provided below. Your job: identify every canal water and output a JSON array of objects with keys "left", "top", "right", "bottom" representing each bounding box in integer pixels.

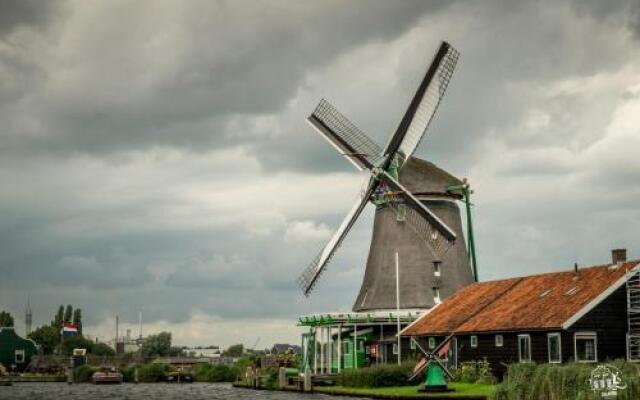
[{"left": 0, "top": 382, "right": 368, "bottom": 400}]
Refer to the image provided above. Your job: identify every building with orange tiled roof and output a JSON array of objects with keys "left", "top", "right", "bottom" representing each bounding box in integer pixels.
[{"left": 401, "top": 249, "right": 640, "bottom": 378}]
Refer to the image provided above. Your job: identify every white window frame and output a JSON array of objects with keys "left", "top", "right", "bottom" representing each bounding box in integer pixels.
[
  {"left": 15, "top": 349, "right": 25, "bottom": 363},
  {"left": 495, "top": 334, "right": 503, "bottom": 347},
  {"left": 410, "top": 338, "right": 416, "bottom": 350},
  {"left": 433, "top": 262, "right": 441, "bottom": 277},
  {"left": 392, "top": 343, "right": 399, "bottom": 355},
  {"left": 433, "top": 287, "right": 441, "bottom": 304},
  {"left": 574, "top": 332, "right": 597, "bottom": 363},
  {"left": 547, "top": 332, "right": 562, "bottom": 363},
  {"left": 470, "top": 335, "right": 478, "bottom": 348},
  {"left": 428, "top": 337, "right": 436, "bottom": 350},
  {"left": 518, "top": 334, "right": 531, "bottom": 363}
]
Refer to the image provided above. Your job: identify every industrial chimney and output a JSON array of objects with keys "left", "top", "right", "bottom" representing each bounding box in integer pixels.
[{"left": 612, "top": 248, "right": 627, "bottom": 265}]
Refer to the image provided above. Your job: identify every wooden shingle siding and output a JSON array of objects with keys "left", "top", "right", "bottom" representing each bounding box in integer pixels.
[{"left": 567, "top": 285, "right": 627, "bottom": 361}]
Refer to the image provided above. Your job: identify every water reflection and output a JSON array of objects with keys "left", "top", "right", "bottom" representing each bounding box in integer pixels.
[{"left": 0, "top": 382, "right": 366, "bottom": 400}]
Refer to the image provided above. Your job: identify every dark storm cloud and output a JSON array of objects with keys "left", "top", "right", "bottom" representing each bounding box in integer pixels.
[
  {"left": 0, "top": 0, "right": 61, "bottom": 35},
  {"left": 0, "top": 0, "right": 639, "bottom": 346},
  {"left": 1, "top": 0, "right": 453, "bottom": 158},
  {"left": 571, "top": 0, "right": 640, "bottom": 39}
]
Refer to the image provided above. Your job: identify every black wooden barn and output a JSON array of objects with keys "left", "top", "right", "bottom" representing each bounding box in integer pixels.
[{"left": 402, "top": 249, "right": 639, "bottom": 378}]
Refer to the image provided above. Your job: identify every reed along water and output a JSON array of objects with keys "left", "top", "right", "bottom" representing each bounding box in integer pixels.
[{"left": 0, "top": 382, "right": 366, "bottom": 400}]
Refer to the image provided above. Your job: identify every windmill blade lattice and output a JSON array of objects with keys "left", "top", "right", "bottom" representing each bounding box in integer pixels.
[
  {"left": 309, "top": 99, "right": 384, "bottom": 170},
  {"left": 383, "top": 42, "right": 459, "bottom": 167},
  {"left": 297, "top": 248, "right": 330, "bottom": 297},
  {"left": 388, "top": 202, "right": 453, "bottom": 259},
  {"left": 380, "top": 170, "right": 456, "bottom": 242},
  {"left": 297, "top": 180, "right": 376, "bottom": 296}
]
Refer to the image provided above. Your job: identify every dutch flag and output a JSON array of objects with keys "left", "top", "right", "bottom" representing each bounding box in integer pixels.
[{"left": 61, "top": 323, "right": 78, "bottom": 336}]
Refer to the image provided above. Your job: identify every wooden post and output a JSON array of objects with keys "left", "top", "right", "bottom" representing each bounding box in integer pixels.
[
  {"left": 278, "top": 367, "right": 286, "bottom": 389},
  {"left": 320, "top": 327, "right": 324, "bottom": 374},
  {"left": 354, "top": 321, "right": 358, "bottom": 369},
  {"left": 337, "top": 325, "right": 342, "bottom": 373},
  {"left": 313, "top": 328, "right": 318, "bottom": 375},
  {"left": 303, "top": 365, "right": 312, "bottom": 392},
  {"left": 327, "top": 326, "right": 332, "bottom": 374}
]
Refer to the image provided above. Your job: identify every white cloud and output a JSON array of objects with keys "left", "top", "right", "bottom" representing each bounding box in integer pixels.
[{"left": 284, "top": 220, "right": 332, "bottom": 244}]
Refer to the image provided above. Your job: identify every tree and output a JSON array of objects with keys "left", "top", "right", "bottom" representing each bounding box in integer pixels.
[
  {"left": 52, "top": 305, "right": 64, "bottom": 328},
  {"left": 223, "top": 344, "right": 244, "bottom": 357},
  {"left": 63, "top": 304, "right": 73, "bottom": 324},
  {"left": 140, "top": 332, "right": 172, "bottom": 357},
  {"left": 72, "top": 308, "right": 82, "bottom": 335},
  {"left": 92, "top": 342, "right": 115, "bottom": 357},
  {"left": 61, "top": 335, "right": 93, "bottom": 356},
  {"left": 0, "top": 310, "right": 14, "bottom": 327},
  {"left": 28, "top": 325, "right": 59, "bottom": 354},
  {"left": 168, "top": 346, "right": 184, "bottom": 357}
]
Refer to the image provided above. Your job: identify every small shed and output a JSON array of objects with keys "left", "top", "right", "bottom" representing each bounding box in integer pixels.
[{"left": 0, "top": 327, "right": 38, "bottom": 372}]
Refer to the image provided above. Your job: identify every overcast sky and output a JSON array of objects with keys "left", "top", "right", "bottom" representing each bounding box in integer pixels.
[{"left": 1, "top": 0, "right": 639, "bottom": 348}]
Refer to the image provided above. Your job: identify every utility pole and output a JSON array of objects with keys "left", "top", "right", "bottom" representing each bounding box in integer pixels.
[{"left": 115, "top": 315, "right": 119, "bottom": 355}]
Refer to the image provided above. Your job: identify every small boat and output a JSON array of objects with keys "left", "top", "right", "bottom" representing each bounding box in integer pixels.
[
  {"left": 165, "top": 369, "right": 193, "bottom": 383},
  {"left": 92, "top": 366, "right": 123, "bottom": 384}
]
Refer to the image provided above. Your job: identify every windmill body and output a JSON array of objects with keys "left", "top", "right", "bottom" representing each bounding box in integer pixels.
[{"left": 354, "top": 157, "right": 474, "bottom": 311}]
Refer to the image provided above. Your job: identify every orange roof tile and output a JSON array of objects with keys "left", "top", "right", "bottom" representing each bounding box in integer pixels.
[{"left": 403, "top": 260, "right": 639, "bottom": 336}]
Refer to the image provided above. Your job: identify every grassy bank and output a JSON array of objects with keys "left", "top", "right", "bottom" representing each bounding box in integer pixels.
[{"left": 317, "top": 383, "right": 495, "bottom": 399}]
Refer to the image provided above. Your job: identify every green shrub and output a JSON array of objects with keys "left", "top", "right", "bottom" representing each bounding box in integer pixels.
[
  {"left": 453, "top": 359, "right": 496, "bottom": 384},
  {"left": 491, "top": 360, "right": 640, "bottom": 400},
  {"left": 121, "top": 365, "right": 137, "bottom": 382},
  {"left": 338, "top": 363, "right": 415, "bottom": 387},
  {"left": 73, "top": 365, "right": 95, "bottom": 382},
  {"left": 261, "top": 367, "right": 279, "bottom": 390},
  {"left": 192, "top": 363, "right": 238, "bottom": 382},
  {"left": 137, "top": 363, "right": 169, "bottom": 382}
]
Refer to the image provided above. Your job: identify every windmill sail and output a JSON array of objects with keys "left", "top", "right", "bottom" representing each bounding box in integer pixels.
[
  {"left": 297, "top": 180, "right": 376, "bottom": 296},
  {"left": 308, "top": 99, "right": 383, "bottom": 170},
  {"left": 383, "top": 42, "right": 459, "bottom": 167}
]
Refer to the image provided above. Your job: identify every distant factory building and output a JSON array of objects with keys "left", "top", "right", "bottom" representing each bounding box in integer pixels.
[
  {"left": 0, "top": 327, "right": 38, "bottom": 372},
  {"left": 403, "top": 249, "right": 639, "bottom": 378}
]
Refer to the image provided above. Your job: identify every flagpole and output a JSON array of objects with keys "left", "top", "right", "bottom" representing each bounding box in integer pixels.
[{"left": 396, "top": 251, "right": 401, "bottom": 365}]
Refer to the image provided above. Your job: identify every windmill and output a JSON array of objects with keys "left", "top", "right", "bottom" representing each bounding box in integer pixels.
[{"left": 297, "top": 41, "right": 476, "bottom": 311}]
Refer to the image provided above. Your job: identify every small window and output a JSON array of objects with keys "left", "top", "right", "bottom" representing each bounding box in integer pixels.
[
  {"left": 396, "top": 205, "right": 406, "bottom": 221},
  {"left": 365, "top": 345, "right": 371, "bottom": 355},
  {"left": 410, "top": 339, "right": 416, "bottom": 350},
  {"left": 518, "top": 334, "right": 531, "bottom": 362},
  {"left": 470, "top": 335, "right": 478, "bottom": 348},
  {"left": 433, "top": 262, "right": 441, "bottom": 277},
  {"left": 433, "top": 287, "right": 441, "bottom": 304},
  {"left": 495, "top": 335, "right": 503, "bottom": 347},
  {"left": 575, "top": 332, "right": 597, "bottom": 363},
  {"left": 548, "top": 333, "right": 561, "bottom": 363},
  {"left": 15, "top": 349, "right": 25, "bottom": 363},
  {"left": 392, "top": 343, "right": 399, "bottom": 355},
  {"left": 428, "top": 337, "right": 436, "bottom": 349}
]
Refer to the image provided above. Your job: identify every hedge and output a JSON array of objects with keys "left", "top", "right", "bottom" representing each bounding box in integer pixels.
[{"left": 491, "top": 360, "right": 640, "bottom": 400}]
